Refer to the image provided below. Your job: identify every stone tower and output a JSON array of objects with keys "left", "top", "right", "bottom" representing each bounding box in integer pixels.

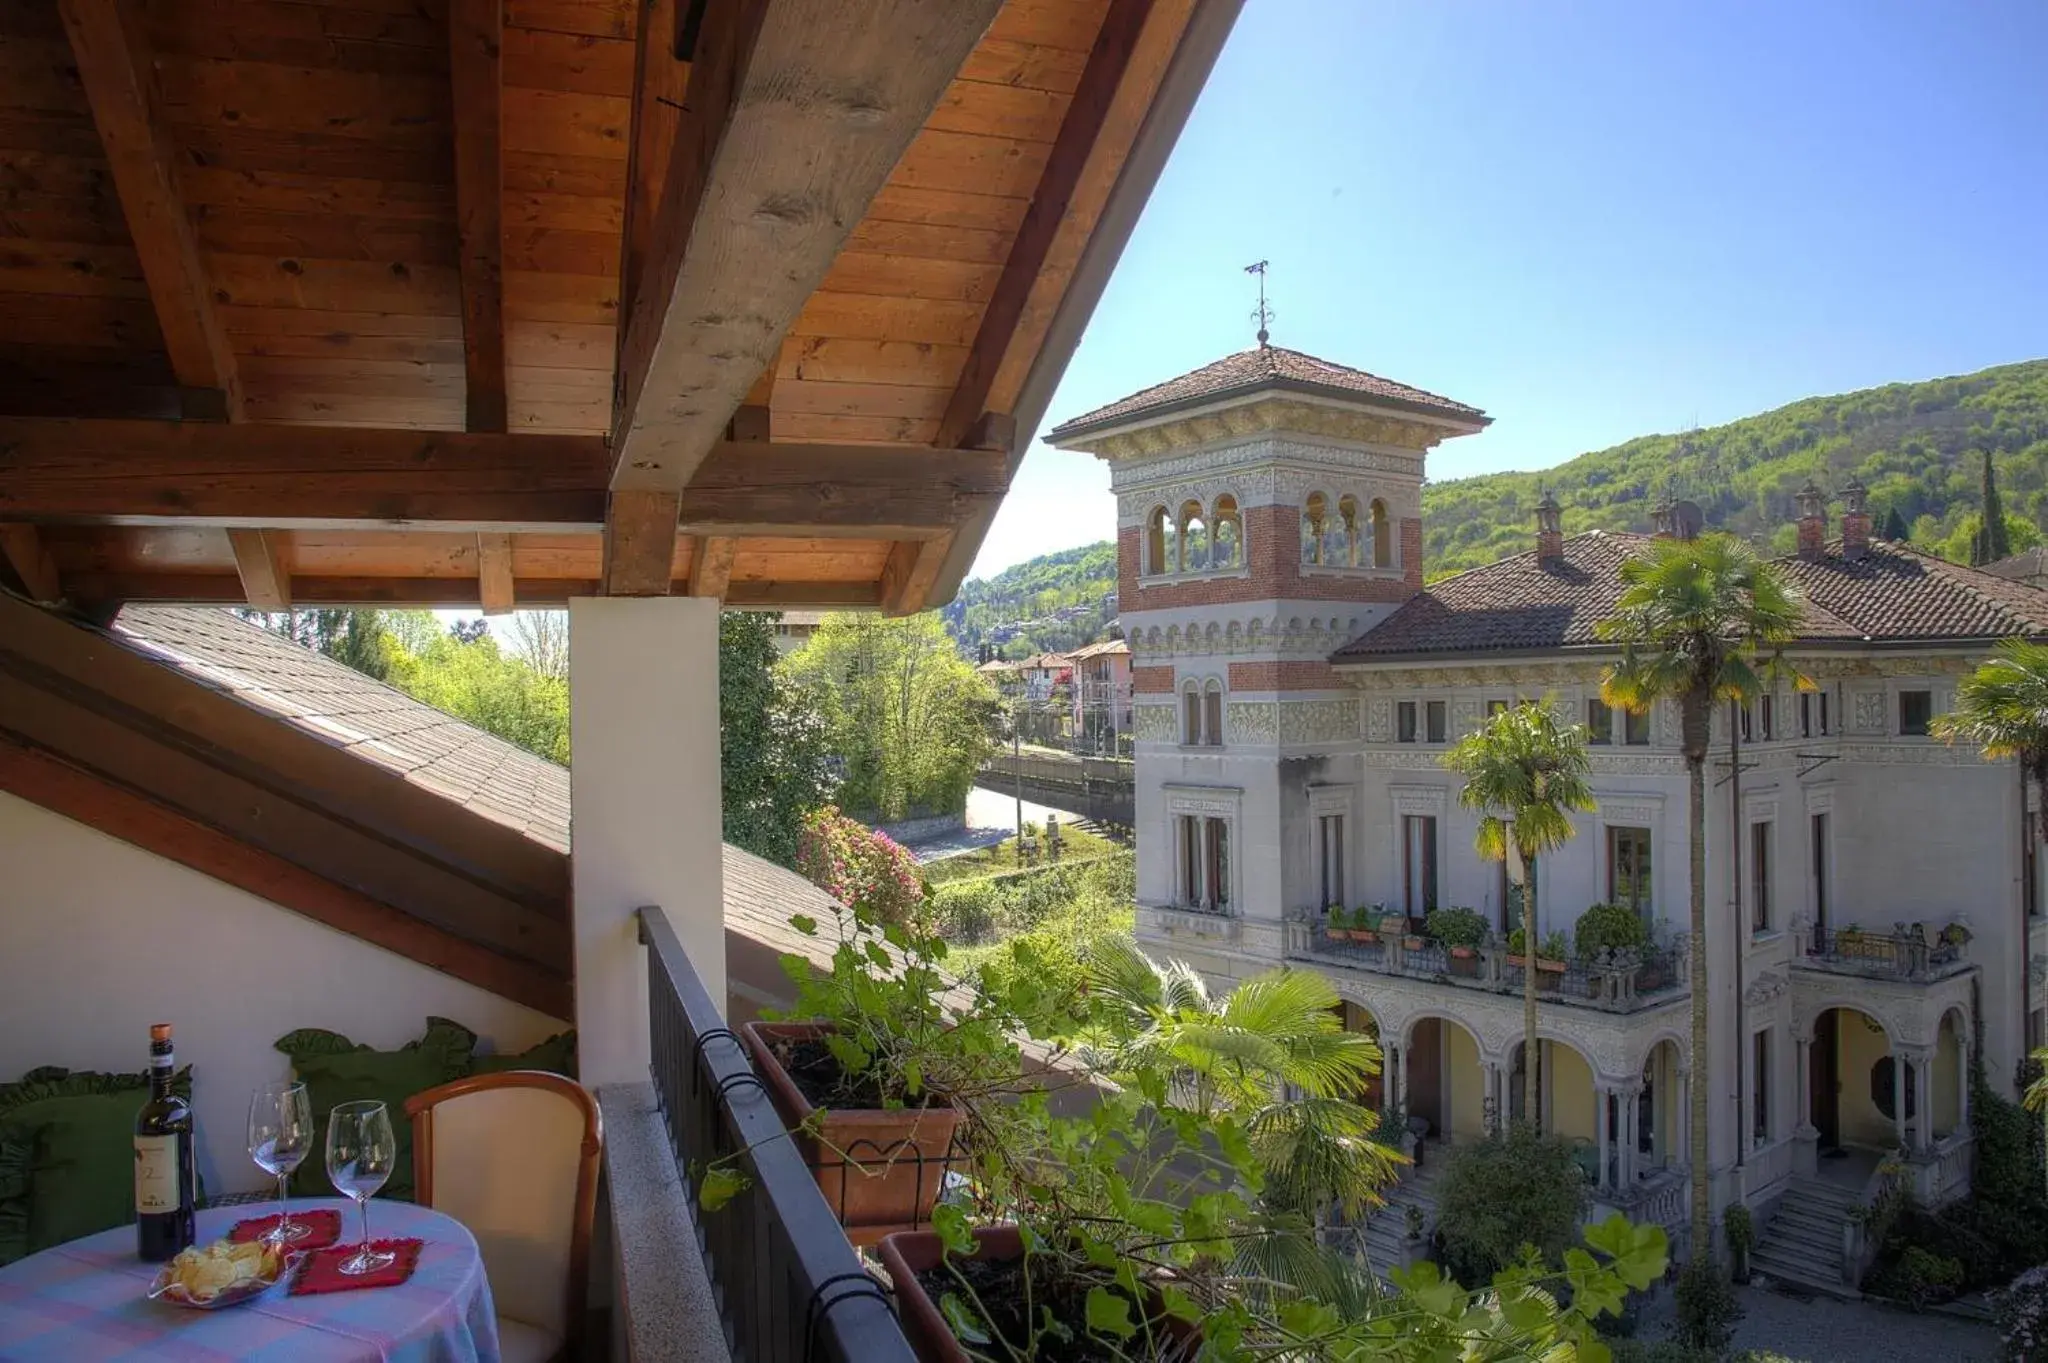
[{"left": 1048, "top": 345, "right": 1488, "bottom": 936}]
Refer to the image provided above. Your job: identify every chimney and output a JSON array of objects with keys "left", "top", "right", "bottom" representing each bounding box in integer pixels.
[
  {"left": 1840, "top": 478, "right": 1871, "bottom": 559},
  {"left": 1535, "top": 491, "right": 1564, "bottom": 565},
  {"left": 1794, "top": 480, "right": 1828, "bottom": 559}
]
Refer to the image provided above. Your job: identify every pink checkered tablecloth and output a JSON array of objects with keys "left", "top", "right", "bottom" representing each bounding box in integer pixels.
[{"left": 0, "top": 1199, "right": 501, "bottom": 1362}]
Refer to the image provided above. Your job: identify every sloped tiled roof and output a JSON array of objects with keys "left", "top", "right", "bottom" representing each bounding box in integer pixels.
[
  {"left": 115, "top": 607, "right": 572, "bottom": 852},
  {"left": 1982, "top": 547, "right": 2048, "bottom": 584},
  {"left": 1047, "top": 344, "right": 1488, "bottom": 441},
  {"left": 1064, "top": 638, "right": 1130, "bottom": 660},
  {"left": 1334, "top": 533, "right": 2048, "bottom": 662}
]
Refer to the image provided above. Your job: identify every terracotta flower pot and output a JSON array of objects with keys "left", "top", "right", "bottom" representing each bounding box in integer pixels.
[
  {"left": 1347, "top": 928, "right": 1378, "bottom": 943},
  {"left": 1448, "top": 948, "right": 1479, "bottom": 978},
  {"left": 879, "top": 1225, "right": 1199, "bottom": 1363},
  {"left": 1379, "top": 914, "right": 1409, "bottom": 937},
  {"left": 1324, "top": 925, "right": 1345, "bottom": 940},
  {"left": 1403, "top": 935, "right": 1426, "bottom": 951},
  {"left": 740, "top": 1021, "right": 961, "bottom": 1241}
]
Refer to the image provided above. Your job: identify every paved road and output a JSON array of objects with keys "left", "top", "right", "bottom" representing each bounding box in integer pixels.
[
  {"left": 895, "top": 785, "right": 1074, "bottom": 864},
  {"left": 1639, "top": 1284, "right": 1998, "bottom": 1361}
]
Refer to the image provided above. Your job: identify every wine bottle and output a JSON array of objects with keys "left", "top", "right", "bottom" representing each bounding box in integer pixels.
[{"left": 135, "top": 1022, "right": 196, "bottom": 1262}]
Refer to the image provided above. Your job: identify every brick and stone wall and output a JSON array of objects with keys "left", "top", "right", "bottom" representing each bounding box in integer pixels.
[
  {"left": 1118, "top": 509, "right": 1424, "bottom": 612},
  {"left": 1227, "top": 660, "right": 1346, "bottom": 692}
]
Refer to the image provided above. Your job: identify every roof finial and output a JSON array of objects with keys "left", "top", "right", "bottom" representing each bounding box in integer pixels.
[{"left": 1244, "top": 259, "right": 1272, "bottom": 347}]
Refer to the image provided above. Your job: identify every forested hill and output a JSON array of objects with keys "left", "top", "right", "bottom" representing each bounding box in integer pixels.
[
  {"left": 942, "top": 540, "right": 1118, "bottom": 659},
  {"left": 1423, "top": 359, "right": 2048, "bottom": 576},
  {"left": 941, "top": 359, "right": 2048, "bottom": 648}
]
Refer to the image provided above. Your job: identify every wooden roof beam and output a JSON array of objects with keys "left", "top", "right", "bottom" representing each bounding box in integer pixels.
[
  {"left": 448, "top": 0, "right": 507, "bottom": 433},
  {"left": 226, "top": 529, "right": 290, "bottom": 610},
  {"left": 880, "top": 412, "right": 1013, "bottom": 616},
  {"left": 603, "top": 0, "right": 1006, "bottom": 596},
  {"left": 60, "top": 574, "right": 885, "bottom": 610},
  {"left": 57, "top": 0, "right": 241, "bottom": 419},
  {"left": 1, "top": 525, "right": 62, "bottom": 603},
  {"left": 0, "top": 419, "right": 1004, "bottom": 533}
]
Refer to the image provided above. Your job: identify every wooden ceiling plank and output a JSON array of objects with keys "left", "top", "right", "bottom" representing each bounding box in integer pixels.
[
  {"left": 55, "top": 570, "right": 887, "bottom": 609},
  {"left": 617, "top": 0, "right": 683, "bottom": 342},
  {"left": 937, "top": 0, "right": 1156, "bottom": 450},
  {"left": 449, "top": 0, "right": 509, "bottom": 432},
  {"left": 1, "top": 524, "right": 63, "bottom": 602},
  {"left": 603, "top": 0, "right": 1006, "bottom": 596},
  {"left": 477, "top": 530, "right": 515, "bottom": 612},
  {"left": 226, "top": 527, "right": 290, "bottom": 609},
  {"left": 57, "top": 0, "right": 240, "bottom": 417},
  {"left": 686, "top": 534, "right": 735, "bottom": 598}
]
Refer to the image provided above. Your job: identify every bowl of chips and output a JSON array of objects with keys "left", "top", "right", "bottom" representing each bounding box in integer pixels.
[{"left": 147, "top": 1238, "right": 289, "bottom": 1309}]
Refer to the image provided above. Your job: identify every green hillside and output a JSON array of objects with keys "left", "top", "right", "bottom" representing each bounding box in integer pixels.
[
  {"left": 1423, "top": 359, "right": 2048, "bottom": 576},
  {"left": 942, "top": 539, "right": 1119, "bottom": 659},
  {"left": 943, "top": 359, "right": 2048, "bottom": 646}
]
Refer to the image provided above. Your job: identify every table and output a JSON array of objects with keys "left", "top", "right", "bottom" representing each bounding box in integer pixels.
[{"left": 0, "top": 1199, "right": 501, "bottom": 1362}]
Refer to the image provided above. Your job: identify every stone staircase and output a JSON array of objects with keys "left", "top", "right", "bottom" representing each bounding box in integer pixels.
[
  {"left": 1752, "top": 1178, "right": 1859, "bottom": 1296},
  {"left": 1351, "top": 1147, "right": 1445, "bottom": 1278}
]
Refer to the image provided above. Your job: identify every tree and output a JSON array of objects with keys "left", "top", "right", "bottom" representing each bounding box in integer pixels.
[
  {"left": 1883, "top": 506, "right": 1910, "bottom": 543},
  {"left": 511, "top": 610, "right": 570, "bottom": 681},
  {"left": 1598, "top": 534, "right": 1804, "bottom": 1258},
  {"left": 1933, "top": 639, "right": 2048, "bottom": 1073},
  {"left": 783, "top": 612, "right": 1002, "bottom": 821},
  {"left": 1075, "top": 939, "right": 1400, "bottom": 1223},
  {"left": 1433, "top": 1124, "right": 1590, "bottom": 1285},
  {"left": 1443, "top": 702, "right": 1594, "bottom": 1126},
  {"left": 239, "top": 608, "right": 391, "bottom": 680},
  {"left": 383, "top": 623, "right": 569, "bottom": 763},
  {"left": 719, "top": 611, "right": 833, "bottom": 867},
  {"left": 1976, "top": 450, "right": 2012, "bottom": 566}
]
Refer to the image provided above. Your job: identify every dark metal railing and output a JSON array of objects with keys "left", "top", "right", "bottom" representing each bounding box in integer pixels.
[
  {"left": 1289, "top": 920, "right": 1687, "bottom": 1014},
  {"left": 637, "top": 906, "right": 917, "bottom": 1363},
  {"left": 1802, "top": 923, "right": 1967, "bottom": 980}
]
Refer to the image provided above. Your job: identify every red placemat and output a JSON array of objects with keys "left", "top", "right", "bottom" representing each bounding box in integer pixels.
[
  {"left": 228, "top": 1209, "right": 342, "bottom": 1252},
  {"left": 288, "top": 1239, "right": 424, "bottom": 1296}
]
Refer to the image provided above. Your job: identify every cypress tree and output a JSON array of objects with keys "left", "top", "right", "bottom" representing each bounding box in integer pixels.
[
  {"left": 1882, "top": 507, "right": 1909, "bottom": 543},
  {"left": 1975, "top": 450, "right": 2011, "bottom": 566}
]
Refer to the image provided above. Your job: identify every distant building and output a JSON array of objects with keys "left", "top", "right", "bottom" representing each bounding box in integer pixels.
[
  {"left": 770, "top": 609, "right": 828, "bottom": 655},
  {"left": 1983, "top": 547, "right": 2048, "bottom": 590},
  {"left": 1057, "top": 340, "right": 2048, "bottom": 1275},
  {"left": 1065, "top": 638, "right": 1133, "bottom": 751}
]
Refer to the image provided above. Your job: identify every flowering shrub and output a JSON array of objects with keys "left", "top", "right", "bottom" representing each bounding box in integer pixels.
[
  {"left": 795, "top": 805, "right": 927, "bottom": 926},
  {"left": 1995, "top": 1264, "right": 2048, "bottom": 1361}
]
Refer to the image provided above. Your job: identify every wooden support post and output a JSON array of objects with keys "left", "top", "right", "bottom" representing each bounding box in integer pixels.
[
  {"left": 226, "top": 529, "right": 289, "bottom": 610},
  {"left": 477, "top": 532, "right": 515, "bottom": 614},
  {"left": 686, "top": 536, "right": 735, "bottom": 600}
]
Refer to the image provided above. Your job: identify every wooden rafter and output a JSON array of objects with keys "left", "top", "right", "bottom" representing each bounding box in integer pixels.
[
  {"left": 603, "top": 0, "right": 1007, "bottom": 596},
  {"left": 0, "top": 419, "right": 1005, "bottom": 537},
  {"left": 1, "top": 525, "right": 62, "bottom": 603},
  {"left": 57, "top": 0, "right": 242, "bottom": 419},
  {"left": 618, "top": 0, "right": 687, "bottom": 335},
  {"left": 686, "top": 537, "right": 736, "bottom": 599},
  {"left": 448, "top": 0, "right": 507, "bottom": 433},
  {"left": 882, "top": 411, "right": 1014, "bottom": 616},
  {"left": 57, "top": 574, "right": 886, "bottom": 609},
  {"left": 227, "top": 529, "right": 290, "bottom": 610},
  {"left": 477, "top": 533, "right": 515, "bottom": 613}
]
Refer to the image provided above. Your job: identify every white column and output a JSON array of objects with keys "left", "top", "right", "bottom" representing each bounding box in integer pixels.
[
  {"left": 1958, "top": 1039, "right": 1972, "bottom": 1135},
  {"left": 570, "top": 596, "right": 725, "bottom": 1087},
  {"left": 1385, "top": 1039, "right": 1407, "bottom": 1112},
  {"left": 1676, "top": 1067, "right": 1690, "bottom": 1165},
  {"left": 1482, "top": 1061, "right": 1502, "bottom": 1134},
  {"left": 1619, "top": 1086, "right": 1640, "bottom": 1187},
  {"left": 1911, "top": 1051, "right": 1935, "bottom": 1153},
  {"left": 1794, "top": 1033, "right": 1813, "bottom": 1131},
  {"left": 1889, "top": 1044, "right": 1908, "bottom": 1150}
]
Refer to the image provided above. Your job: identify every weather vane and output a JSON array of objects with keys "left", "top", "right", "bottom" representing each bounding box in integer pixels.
[{"left": 1244, "top": 260, "right": 1272, "bottom": 347}]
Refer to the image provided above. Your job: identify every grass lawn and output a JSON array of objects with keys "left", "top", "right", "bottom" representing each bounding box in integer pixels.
[{"left": 922, "top": 824, "right": 1123, "bottom": 885}]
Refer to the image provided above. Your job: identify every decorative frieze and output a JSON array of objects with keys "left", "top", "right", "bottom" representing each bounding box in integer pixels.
[
  {"left": 1366, "top": 698, "right": 1393, "bottom": 742},
  {"left": 1133, "top": 704, "right": 1178, "bottom": 743},
  {"left": 1163, "top": 784, "right": 1243, "bottom": 817},
  {"left": 1343, "top": 661, "right": 1606, "bottom": 691},
  {"left": 1280, "top": 698, "right": 1361, "bottom": 745},
  {"left": 1227, "top": 701, "right": 1277, "bottom": 745},
  {"left": 1129, "top": 614, "right": 1374, "bottom": 663},
  {"left": 1390, "top": 783, "right": 1448, "bottom": 816},
  {"left": 1087, "top": 398, "right": 1457, "bottom": 465},
  {"left": 1851, "top": 688, "right": 1887, "bottom": 734},
  {"left": 1597, "top": 795, "right": 1664, "bottom": 825}
]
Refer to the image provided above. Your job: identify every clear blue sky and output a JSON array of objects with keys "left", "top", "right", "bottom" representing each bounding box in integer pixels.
[{"left": 970, "top": 0, "right": 2048, "bottom": 579}]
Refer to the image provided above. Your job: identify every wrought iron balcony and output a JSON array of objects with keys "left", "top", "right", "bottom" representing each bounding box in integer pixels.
[
  {"left": 1797, "top": 923, "right": 1971, "bottom": 982},
  {"left": 1284, "top": 919, "right": 1688, "bottom": 1015}
]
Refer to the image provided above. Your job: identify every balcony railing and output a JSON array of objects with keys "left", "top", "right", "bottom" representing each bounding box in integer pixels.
[
  {"left": 1799, "top": 924, "right": 1969, "bottom": 981},
  {"left": 1285, "top": 921, "right": 1687, "bottom": 1014},
  {"left": 638, "top": 906, "right": 917, "bottom": 1363}
]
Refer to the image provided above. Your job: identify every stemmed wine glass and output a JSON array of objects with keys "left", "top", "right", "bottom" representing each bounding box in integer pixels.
[
  {"left": 324, "top": 1100, "right": 398, "bottom": 1276},
  {"left": 246, "top": 1081, "right": 316, "bottom": 1246}
]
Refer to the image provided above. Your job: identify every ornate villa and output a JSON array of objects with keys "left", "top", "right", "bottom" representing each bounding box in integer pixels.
[{"left": 1052, "top": 342, "right": 2048, "bottom": 1287}]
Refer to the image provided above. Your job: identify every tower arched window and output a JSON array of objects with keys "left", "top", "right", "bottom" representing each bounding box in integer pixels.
[
  {"left": 1203, "top": 679, "right": 1224, "bottom": 747},
  {"left": 1178, "top": 499, "right": 1208, "bottom": 572},
  {"left": 1301, "top": 492, "right": 1329, "bottom": 566},
  {"left": 1145, "top": 506, "right": 1170, "bottom": 575},
  {"left": 1337, "top": 494, "right": 1362, "bottom": 567},
  {"left": 1212, "top": 494, "right": 1242, "bottom": 568},
  {"left": 1182, "top": 680, "right": 1202, "bottom": 745},
  {"left": 1370, "top": 498, "right": 1392, "bottom": 568}
]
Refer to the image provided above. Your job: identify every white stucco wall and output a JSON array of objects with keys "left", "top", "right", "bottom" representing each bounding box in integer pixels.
[{"left": 0, "top": 791, "right": 564, "bottom": 1196}]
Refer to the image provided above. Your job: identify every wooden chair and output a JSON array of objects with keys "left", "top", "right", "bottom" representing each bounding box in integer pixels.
[{"left": 406, "top": 1072, "right": 601, "bottom": 1363}]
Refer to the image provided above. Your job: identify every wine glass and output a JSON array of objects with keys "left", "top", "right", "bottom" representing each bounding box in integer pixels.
[
  {"left": 324, "top": 1100, "right": 398, "bottom": 1276},
  {"left": 247, "top": 1081, "right": 315, "bottom": 1246}
]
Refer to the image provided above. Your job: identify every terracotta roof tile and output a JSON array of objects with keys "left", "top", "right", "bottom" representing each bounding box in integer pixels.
[
  {"left": 1777, "top": 541, "right": 2048, "bottom": 642},
  {"left": 1048, "top": 344, "right": 1488, "bottom": 440}
]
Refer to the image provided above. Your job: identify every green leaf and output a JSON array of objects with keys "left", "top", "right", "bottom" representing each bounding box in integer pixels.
[
  {"left": 864, "top": 941, "right": 891, "bottom": 970},
  {"left": 930, "top": 1203, "right": 976, "bottom": 1258},
  {"left": 1083, "top": 1286, "right": 1136, "bottom": 1341},
  {"left": 789, "top": 913, "right": 818, "bottom": 936},
  {"left": 698, "top": 1165, "right": 749, "bottom": 1214},
  {"left": 940, "top": 1293, "right": 990, "bottom": 1346}
]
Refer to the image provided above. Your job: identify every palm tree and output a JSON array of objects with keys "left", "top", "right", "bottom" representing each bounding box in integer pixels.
[
  {"left": 1078, "top": 940, "right": 1401, "bottom": 1220},
  {"left": 1932, "top": 638, "right": 2048, "bottom": 1098},
  {"left": 1443, "top": 701, "right": 1595, "bottom": 1127},
  {"left": 1598, "top": 533, "right": 1803, "bottom": 1259}
]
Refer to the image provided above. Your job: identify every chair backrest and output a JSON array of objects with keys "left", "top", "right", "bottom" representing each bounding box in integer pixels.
[{"left": 405, "top": 1072, "right": 600, "bottom": 1347}]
